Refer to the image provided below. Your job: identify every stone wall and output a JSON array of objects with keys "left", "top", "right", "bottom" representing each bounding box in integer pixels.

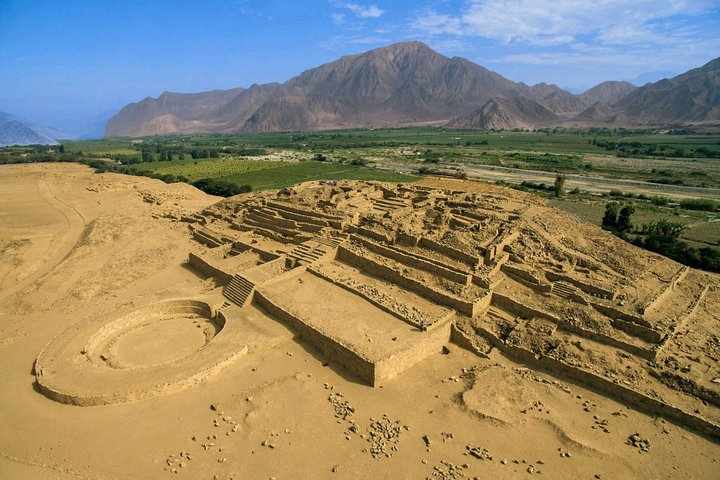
[
  {"left": 306, "top": 266, "right": 449, "bottom": 330},
  {"left": 460, "top": 322, "right": 720, "bottom": 440},
  {"left": 373, "top": 321, "right": 452, "bottom": 385},
  {"left": 187, "top": 252, "right": 233, "bottom": 285},
  {"left": 231, "top": 240, "right": 280, "bottom": 262},
  {"left": 640, "top": 266, "right": 690, "bottom": 315},
  {"left": 545, "top": 271, "right": 616, "bottom": 300},
  {"left": 191, "top": 227, "right": 225, "bottom": 248},
  {"left": 336, "top": 245, "right": 477, "bottom": 316},
  {"left": 484, "top": 230, "right": 519, "bottom": 262},
  {"left": 491, "top": 292, "right": 558, "bottom": 322},
  {"left": 590, "top": 302, "right": 661, "bottom": 343},
  {"left": 253, "top": 290, "right": 375, "bottom": 384},
  {"left": 351, "top": 235, "right": 470, "bottom": 285},
  {"left": 491, "top": 292, "right": 654, "bottom": 357},
  {"left": 418, "top": 237, "right": 480, "bottom": 267},
  {"left": 265, "top": 200, "right": 346, "bottom": 228},
  {"left": 501, "top": 263, "right": 552, "bottom": 293},
  {"left": 354, "top": 226, "right": 394, "bottom": 244}
]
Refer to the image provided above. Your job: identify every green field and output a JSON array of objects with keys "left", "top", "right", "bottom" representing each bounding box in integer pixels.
[
  {"left": 130, "top": 157, "right": 287, "bottom": 181},
  {"left": 219, "top": 162, "right": 418, "bottom": 190},
  {"left": 129, "top": 157, "right": 418, "bottom": 190}
]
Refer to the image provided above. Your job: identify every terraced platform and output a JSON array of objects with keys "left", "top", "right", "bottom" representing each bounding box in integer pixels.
[{"left": 35, "top": 180, "right": 720, "bottom": 441}]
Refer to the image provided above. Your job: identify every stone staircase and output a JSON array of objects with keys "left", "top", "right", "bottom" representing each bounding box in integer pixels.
[
  {"left": 552, "top": 281, "right": 577, "bottom": 300},
  {"left": 191, "top": 227, "right": 226, "bottom": 248},
  {"left": 287, "top": 243, "right": 329, "bottom": 265},
  {"left": 371, "top": 197, "right": 408, "bottom": 215},
  {"left": 223, "top": 275, "right": 256, "bottom": 307},
  {"left": 313, "top": 235, "right": 346, "bottom": 249}
]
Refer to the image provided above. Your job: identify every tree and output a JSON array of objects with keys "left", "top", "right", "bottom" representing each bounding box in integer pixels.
[
  {"left": 641, "top": 219, "right": 687, "bottom": 238},
  {"left": 554, "top": 174, "right": 565, "bottom": 197},
  {"left": 617, "top": 205, "right": 635, "bottom": 232},
  {"left": 58, "top": 144, "right": 65, "bottom": 153},
  {"left": 192, "top": 178, "right": 252, "bottom": 197},
  {"left": 602, "top": 202, "right": 619, "bottom": 230}
]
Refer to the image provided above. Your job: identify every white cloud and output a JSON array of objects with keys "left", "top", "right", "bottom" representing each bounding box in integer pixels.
[
  {"left": 490, "top": 35, "right": 720, "bottom": 82},
  {"left": 412, "top": 0, "right": 718, "bottom": 47},
  {"left": 342, "top": 3, "right": 385, "bottom": 19},
  {"left": 330, "top": 12, "right": 346, "bottom": 25},
  {"left": 411, "top": 11, "right": 463, "bottom": 36}
]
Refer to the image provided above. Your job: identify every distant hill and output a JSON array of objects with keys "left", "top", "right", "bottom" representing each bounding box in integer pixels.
[
  {"left": 579, "top": 81, "right": 637, "bottom": 105},
  {"left": 105, "top": 42, "right": 570, "bottom": 137},
  {"left": 611, "top": 58, "right": 720, "bottom": 123},
  {"left": 0, "top": 112, "right": 66, "bottom": 146},
  {"left": 446, "top": 96, "right": 558, "bottom": 130},
  {"left": 105, "top": 43, "right": 720, "bottom": 137}
]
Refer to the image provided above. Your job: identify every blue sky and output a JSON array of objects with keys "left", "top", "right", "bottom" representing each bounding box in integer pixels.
[{"left": 0, "top": 0, "right": 718, "bottom": 136}]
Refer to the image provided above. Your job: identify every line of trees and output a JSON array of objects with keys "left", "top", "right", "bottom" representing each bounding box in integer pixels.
[{"left": 601, "top": 201, "right": 719, "bottom": 273}]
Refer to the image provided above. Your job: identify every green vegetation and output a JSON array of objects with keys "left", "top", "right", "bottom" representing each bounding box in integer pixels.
[
  {"left": 553, "top": 174, "right": 565, "bottom": 198},
  {"left": 193, "top": 178, "right": 252, "bottom": 197},
  {"left": 559, "top": 196, "right": 719, "bottom": 273},
  {"left": 131, "top": 157, "right": 286, "bottom": 182},
  {"left": 679, "top": 198, "right": 719, "bottom": 211},
  {"left": 219, "top": 162, "right": 418, "bottom": 190},
  {"left": 2, "top": 127, "right": 718, "bottom": 270}
]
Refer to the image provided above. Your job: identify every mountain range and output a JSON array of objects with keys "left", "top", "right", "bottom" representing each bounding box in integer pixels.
[
  {"left": 0, "top": 112, "right": 66, "bottom": 147},
  {"left": 105, "top": 42, "right": 720, "bottom": 137}
]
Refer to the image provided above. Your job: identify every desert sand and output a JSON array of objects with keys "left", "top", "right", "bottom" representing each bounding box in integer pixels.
[{"left": 1, "top": 162, "right": 718, "bottom": 479}]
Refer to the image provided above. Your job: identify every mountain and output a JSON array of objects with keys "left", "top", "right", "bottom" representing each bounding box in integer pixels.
[
  {"left": 579, "top": 81, "right": 637, "bottom": 105},
  {"left": 105, "top": 43, "right": 720, "bottom": 137},
  {"left": 445, "top": 96, "right": 558, "bottom": 130},
  {"left": 0, "top": 112, "right": 66, "bottom": 146},
  {"left": 105, "top": 88, "right": 246, "bottom": 137},
  {"left": 610, "top": 57, "right": 720, "bottom": 123},
  {"left": 105, "top": 42, "right": 568, "bottom": 137},
  {"left": 536, "top": 90, "right": 589, "bottom": 114}
]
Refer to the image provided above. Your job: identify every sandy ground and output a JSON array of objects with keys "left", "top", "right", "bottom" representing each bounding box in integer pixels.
[{"left": 1, "top": 163, "right": 719, "bottom": 479}]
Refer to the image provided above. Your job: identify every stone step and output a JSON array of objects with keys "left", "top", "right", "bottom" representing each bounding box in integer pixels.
[
  {"left": 224, "top": 275, "right": 256, "bottom": 307},
  {"left": 553, "top": 282, "right": 577, "bottom": 299}
]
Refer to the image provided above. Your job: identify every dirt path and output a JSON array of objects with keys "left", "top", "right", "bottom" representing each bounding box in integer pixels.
[{"left": 379, "top": 161, "right": 720, "bottom": 200}]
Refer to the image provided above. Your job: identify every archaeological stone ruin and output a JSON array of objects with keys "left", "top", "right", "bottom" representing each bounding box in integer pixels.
[{"left": 35, "top": 180, "right": 720, "bottom": 440}]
